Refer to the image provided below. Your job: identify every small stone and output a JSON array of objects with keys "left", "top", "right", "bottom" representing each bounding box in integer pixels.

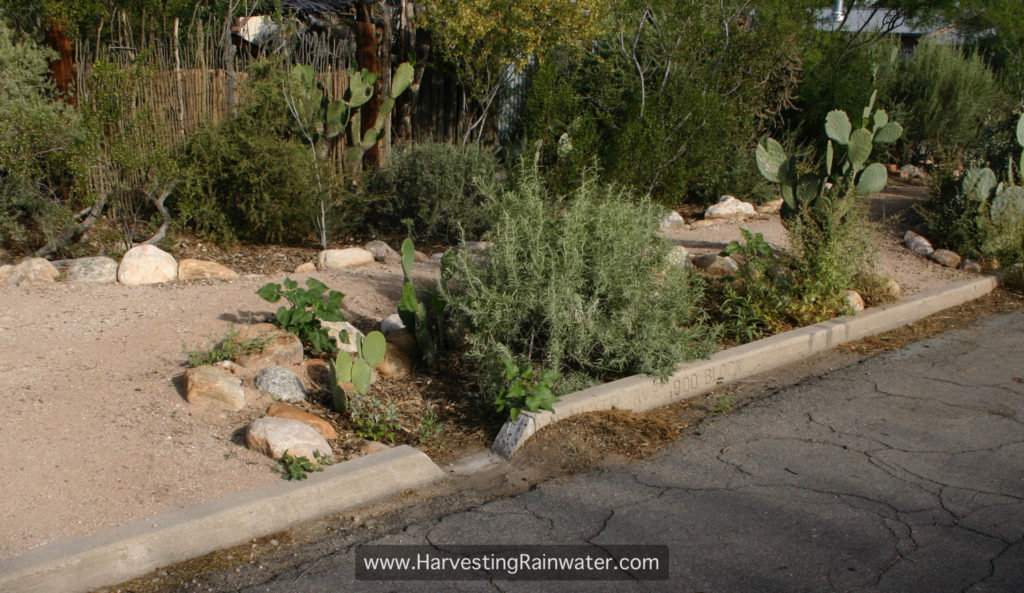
[
  {"left": 322, "top": 321, "right": 363, "bottom": 353},
  {"left": 118, "top": 245, "right": 177, "bottom": 285},
  {"left": 378, "top": 342, "right": 413, "bottom": 379},
  {"left": 266, "top": 403, "right": 338, "bottom": 440},
  {"left": 294, "top": 262, "right": 317, "bottom": 274},
  {"left": 705, "top": 195, "right": 756, "bottom": 220},
  {"left": 659, "top": 211, "right": 686, "bottom": 230},
  {"left": 359, "top": 440, "right": 390, "bottom": 456},
  {"left": 903, "top": 230, "right": 935, "bottom": 257},
  {"left": 317, "top": 248, "right": 374, "bottom": 270},
  {"left": 689, "top": 220, "right": 716, "bottom": 229},
  {"left": 364, "top": 240, "right": 400, "bottom": 264},
  {"left": 184, "top": 365, "right": 246, "bottom": 411},
  {"left": 666, "top": 246, "right": 691, "bottom": 268},
  {"left": 246, "top": 417, "right": 331, "bottom": 460},
  {"left": 233, "top": 324, "right": 304, "bottom": 368},
  {"left": 380, "top": 313, "right": 407, "bottom": 335},
  {"left": 430, "top": 253, "right": 445, "bottom": 262},
  {"left": 414, "top": 251, "right": 431, "bottom": 263},
  {"left": 178, "top": 259, "right": 239, "bottom": 281},
  {"left": 65, "top": 257, "right": 119, "bottom": 283},
  {"left": 2, "top": 258, "right": 59, "bottom": 285},
  {"left": 756, "top": 199, "right": 784, "bottom": 214},
  {"left": 256, "top": 366, "right": 307, "bottom": 404},
  {"left": 692, "top": 254, "right": 739, "bottom": 276},
  {"left": 385, "top": 330, "right": 419, "bottom": 359},
  {"left": 213, "top": 360, "right": 245, "bottom": 375},
  {"left": 929, "top": 249, "right": 962, "bottom": 269},
  {"left": 961, "top": 259, "right": 982, "bottom": 273},
  {"left": 843, "top": 290, "right": 866, "bottom": 313},
  {"left": 899, "top": 164, "right": 921, "bottom": 180}
]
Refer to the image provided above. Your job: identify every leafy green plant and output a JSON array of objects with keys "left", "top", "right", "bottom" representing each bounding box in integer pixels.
[
  {"left": 441, "top": 162, "right": 717, "bottom": 396},
  {"left": 710, "top": 395, "right": 734, "bottom": 415},
  {"left": 256, "top": 277, "right": 345, "bottom": 355},
  {"left": 182, "top": 324, "right": 271, "bottom": 367},
  {"left": 277, "top": 450, "right": 332, "bottom": 481},
  {"left": 495, "top": 358, "right": 560, "bottom": 421}
]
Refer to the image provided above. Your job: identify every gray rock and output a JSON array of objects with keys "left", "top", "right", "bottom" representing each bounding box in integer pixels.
[
  {"left": 930, "top": 249, "right": 962, "bottom": 269},
  {"left": 380, "top": 313, "right": 407, "bottom": 335},
  {"left": 692, "top": 254, "right": 739, "bottom": 276},
  {"left": 317, "top": 248, "right": 374, "bottom": 270},
  {"left": 246, "top": 417, "right": 331, "bottom": 461},
  {"left": 1, "top": 258, "right": 59, "bottom": 286},
  {"left": 184, "top": 366, "right": 246, "bottom": 411},
  {"left": 65, "top": 257, "right": 119, "bottom": 283},
  {"left": 961, "top": 259, "right": 983, "bottom": 273},
  {"left": 256, "top": 366, "right": 307, "bottom": 403},
  {"left": 118, "top": 245, "right": 177, "bottom": 285},
  {"left": 364, "top": 240, "right": 400, "bottom": 264},
  {"left": 903, "top": 230, "right": 935, "bottom": 257},
  {"left": 705, "top": 195, "right": 756, "bottom": 220},
  {"left": 660, "top": 210, "right": 686, "bottom": 230}
]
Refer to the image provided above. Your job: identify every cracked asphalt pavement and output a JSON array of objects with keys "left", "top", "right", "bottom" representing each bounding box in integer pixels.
[{"left": 183, "top": 311, "right": 1024, "bottom": 593}]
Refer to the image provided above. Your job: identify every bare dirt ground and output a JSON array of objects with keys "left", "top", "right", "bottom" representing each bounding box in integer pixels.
[{"left": 0, "top": 179, "right": 984, "bottom": 562}]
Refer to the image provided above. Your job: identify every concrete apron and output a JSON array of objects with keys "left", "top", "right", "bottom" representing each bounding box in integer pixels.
[
  {"left": 0, "top": 276, "right": 998, "bottom": 593},
  {"left": 493, "top": 276, "right": 999, "bottom": 457}
]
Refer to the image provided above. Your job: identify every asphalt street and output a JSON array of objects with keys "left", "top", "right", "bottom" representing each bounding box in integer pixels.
[{"left": 186, "top": 311, "right": 1024, "bottom": 593}]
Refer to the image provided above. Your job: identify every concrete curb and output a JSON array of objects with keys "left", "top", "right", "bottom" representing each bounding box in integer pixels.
[
  {"left": 493, "top": 276, "right": 999, "bottom": 457},
  {"left": 0, "top": 445, "right": 445, "bottom": 593}
]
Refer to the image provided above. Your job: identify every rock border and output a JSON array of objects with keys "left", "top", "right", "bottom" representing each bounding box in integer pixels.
[
  {"left": 0, "top": 446, "right": 444, "bottom": 593},
  {"left": 493, "top": 276, "right": 999, "bottom": 457}
]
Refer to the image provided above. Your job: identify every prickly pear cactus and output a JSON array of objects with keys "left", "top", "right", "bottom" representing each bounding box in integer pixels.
[{"left": 756, "top": 92, "right": 901, "bottom": 223}]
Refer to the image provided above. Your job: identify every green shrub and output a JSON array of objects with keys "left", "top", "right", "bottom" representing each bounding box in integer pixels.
[
  {"left": 441, "top": 164, "right": 717, "bottom": 397},
  {"left": 885, "top": 41, "right": 1012, "bottom": 160},
  {"left": 523, "top": 0, "right": 811, "bottom": 204},
  {"left": 364, "top": 142, "right": 500, "bottom": 242},
  {"left": 0, "top": 19, "right": 84, "bottom": 251},
  {"left": 174, "top": 60, "right": 332, "bottom": 245}
]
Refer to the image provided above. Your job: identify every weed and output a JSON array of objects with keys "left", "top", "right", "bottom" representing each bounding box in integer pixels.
[
  {"left": 276, "top": 450, "right": 332, "bottom": 480},
  {"left": 710, "top": 395, "right": 734, "bottom": 415},
  {"left": 183, "top": 324, "right": 271, "bottom": 367},
  {"left": 346, "top": 394, "right": 401, "bottom": 443},
  {"left": 495, "top": 358, "right": 560, "bottom": 421},
  {"left": 417, "top": 411, "right": 445, "bottom": 444}
]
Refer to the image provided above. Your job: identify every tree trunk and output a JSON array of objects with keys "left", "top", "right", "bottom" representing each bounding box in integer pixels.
[
  {"left": 44, "top": 21, "right": 76, "bottom": 105},
  {"left": 355, "top": 4, "right": 381, "bottom": 170}
]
